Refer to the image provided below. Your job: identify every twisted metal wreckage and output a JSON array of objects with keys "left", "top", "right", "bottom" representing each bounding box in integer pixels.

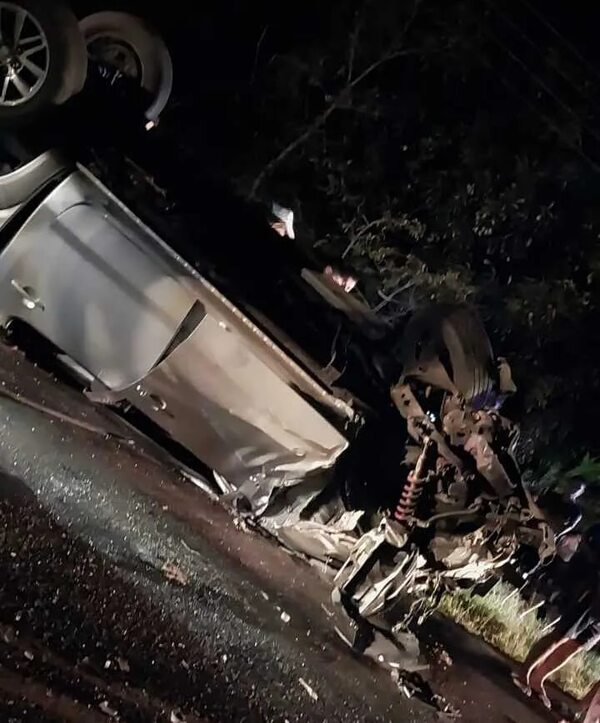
[{"left": 227, "top": 304, "right": 559, "bottom": 665}]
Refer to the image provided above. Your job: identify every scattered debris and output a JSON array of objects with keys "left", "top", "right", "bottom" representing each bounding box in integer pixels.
[
  {"left": 116, "top": 657, "right": 130, "bottom": 672},
  {"left": 320, "top": 603, "right": 334, "bottom": 618},
  {"left": 277, "top": 520, "right": 359, "bottom": 565},
  {"left": 429, "top": 643, "right": 453, "bottom": 668},
  {"left": 161, "top": 562, "right": 188, "bottom": 586},
  {"left": 99, "top": 700, "right": 118, "bottom": 717},
  {"left": 433, "top": 696, "right": 462, "bottom": 720},
  {"left": 233, "top": 516, "right": 255, "bottom": 534},
  {"left": 333, "top": 625, "right": 354, "bottom": 649},
  {"left": 439, "top": 649, "right": 453, "bottom": 667},
  {"left": 298, "top": 677, "right": 319, "bottom": 701},
  {"left": 390, "top": 668, "right": 459, "bottom": 716},
  {"left": 1, "top": 627, "right": 14, "bottom": 644},
  {"left": 392, "top": 669, "right": 431, "bottom": 700}
]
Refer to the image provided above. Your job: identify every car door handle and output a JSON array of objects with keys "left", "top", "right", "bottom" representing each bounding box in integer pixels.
[
  {"left": 11, "top": 279, "right": 45, "bottom": 311},
  {"left": 148, "top": 393, "right": 168, "bottom": 412}
]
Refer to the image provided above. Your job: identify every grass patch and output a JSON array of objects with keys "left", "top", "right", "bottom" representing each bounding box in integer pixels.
[{"left": 439, "top": 582, "right": 600, "bottom": 699}]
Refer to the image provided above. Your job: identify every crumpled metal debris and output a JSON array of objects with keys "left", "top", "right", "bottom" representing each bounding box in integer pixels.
[
  {"left": 238, "top": 304, "right": 559, "bottom": 704},
  {"left": 99, "top": 701, "right": 118, "bottom": 718},
  {"left": 276, "top": 517, "right": 362, "bottom": 564},
  {"left": 298, "top": 677, "right": 319, "bottom": 701},
  {"left": 328, "top": 305, "right": 555, "bottom": 632}
]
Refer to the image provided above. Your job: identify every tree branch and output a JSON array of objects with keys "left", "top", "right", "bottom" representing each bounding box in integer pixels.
[
  {"left": 342, "top": 216, "right": 390, "bottom": 258},
  {"left": 347, "top": 4, "right": 366, "bottom": 84},
  {"left": 250, "top": 26, "right": 268, "bottom": 85},
  {"left": 373, "top": 280, "right": 414, "bottom": 312},
  {"left": 248, "top": 0, "right": 424, "bottom": 199}
]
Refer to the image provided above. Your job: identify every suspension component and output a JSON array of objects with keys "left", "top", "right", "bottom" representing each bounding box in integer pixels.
[
  {"left": 394, "top": 437, "right": 436, "bottom": 523},
  {"left": 395, "top": 471, "right": 426, "bottom": 522}
]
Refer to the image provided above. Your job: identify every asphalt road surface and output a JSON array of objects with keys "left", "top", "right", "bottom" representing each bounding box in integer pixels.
[
  {"left": 0, "top": 343, "right": 555, "bottom": 722},
  {"left": 0, "top": 343, "right": 440, "bottom": 723}
]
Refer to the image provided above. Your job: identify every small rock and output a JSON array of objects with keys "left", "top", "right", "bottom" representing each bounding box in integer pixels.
[
  {"left": 170, "top": 709, "right": 187, "bottom": 723},
  {"left": 116, "top": 657, "right": 130, "bottom": 672},
  {"left": 280, "top": 611, "right": 291, "bottom": 624},
  {"left": 23, "top": 650, "right": 34, "bottom": 661}
]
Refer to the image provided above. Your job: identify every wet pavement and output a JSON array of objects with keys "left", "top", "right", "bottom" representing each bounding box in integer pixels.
[
  {"left": 0, "top": 343, "right": 436, "bottom": 722},
  {"left": 0, "top": 342, "right": 562, "bottom": 722}
]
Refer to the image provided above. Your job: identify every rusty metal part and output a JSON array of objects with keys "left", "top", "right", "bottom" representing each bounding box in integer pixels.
[
  {"left": 391, "top": 383, "right": 463, "bottom": 469},
  {"left": 464, "top": 433, "right": 515, "bottom": 498},
  {"left": 394, "top": 438, "right": 435, "bottom": 523}
]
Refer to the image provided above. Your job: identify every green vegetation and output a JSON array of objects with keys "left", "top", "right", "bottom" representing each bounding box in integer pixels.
[
  {"left": 218, "top": 0, "right": 600, "bottom": 475},
  {"left": 440, "top": 583, "right": 600, "bottom": 699}
]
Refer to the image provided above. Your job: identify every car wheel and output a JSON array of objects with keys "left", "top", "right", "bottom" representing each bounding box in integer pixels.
[
  {"left": 79, "top": 11, "right": 173, "bottom": 124},
  {"left": 0, "top": 0, "right": 87, "bottom": 125}
]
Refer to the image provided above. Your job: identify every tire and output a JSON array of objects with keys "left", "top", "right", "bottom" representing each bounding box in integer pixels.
[
  {"left": 0, "top": 0, "right": 87, "bottom": 125},
  {"left": 79, "top": 11, "right": 173, "bottom": 123},
  {"left": 53, "top": 5, "right": 88, "bottom": 105}
]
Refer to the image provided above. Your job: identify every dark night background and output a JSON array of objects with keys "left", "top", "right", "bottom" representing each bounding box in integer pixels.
[{"left": 58, "top": 0, "right": 600, "bottom": 492}]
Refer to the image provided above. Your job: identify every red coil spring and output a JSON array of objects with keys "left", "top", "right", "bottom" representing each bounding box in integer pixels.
[{"left": 394, "top": 471, "right": 426, "bottom": 523}]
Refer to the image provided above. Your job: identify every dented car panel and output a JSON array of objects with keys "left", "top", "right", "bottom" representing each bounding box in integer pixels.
[{"left": 119, "top": 290, "right": 350, "bottom": 491}]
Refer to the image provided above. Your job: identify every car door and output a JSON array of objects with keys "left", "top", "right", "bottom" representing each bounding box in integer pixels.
[
  {"left": 117, "top": 276, "right": 351, "bottom": 490},
  {"left": 0, "top": 165, "right": 194, "bottom": 390}
]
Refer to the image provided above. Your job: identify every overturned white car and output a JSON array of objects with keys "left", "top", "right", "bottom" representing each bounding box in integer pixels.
[
  {"left": 0, "top": 147, "right": 558, "bottom": 659},
  {"left": 0, "top": 1, "right": 563, "bottom": 675}
]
